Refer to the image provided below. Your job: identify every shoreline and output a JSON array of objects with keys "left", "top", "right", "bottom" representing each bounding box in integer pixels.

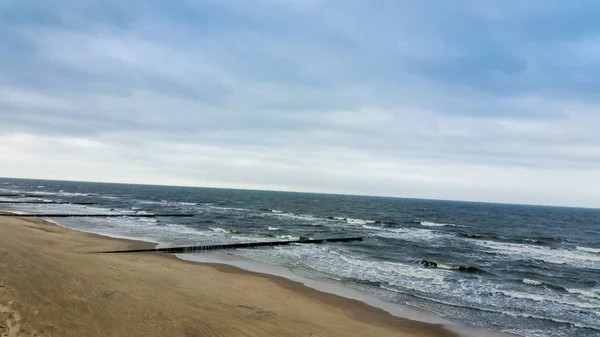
[
  {"left": 0, "top": 211, "right": 514, "bottom": 337},
  {"left": 176, "top": 253, "right": 515, "bottom": 337},
  {"left": 0, "top": 213, "right": 458, "bottom": 337}
]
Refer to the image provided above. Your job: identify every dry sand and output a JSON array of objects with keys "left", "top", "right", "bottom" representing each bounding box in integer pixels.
[{"left": 0, "top": 215, "right": 458, "bottom": 337}]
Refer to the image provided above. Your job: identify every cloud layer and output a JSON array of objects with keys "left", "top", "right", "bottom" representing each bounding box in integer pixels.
[{"left": 1, "top": 0, "right": 600, "bottom": 207}]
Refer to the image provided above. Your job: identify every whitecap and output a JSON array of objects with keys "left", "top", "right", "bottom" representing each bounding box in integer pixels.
[
  {"left": 209, "top": 227, "right": 234, "bottom": 234},
  {"left": 275, "top": 235, "right": 302, "bottom": 240},
  {"left": 566, "top": 288, "right": 600, "bottom": 299},
  {"left": 472, "top": 240, "right": 600, "bottom": 269},
  {"left": 207, "top": 206, "right": 250, "bottom": 212},
  {"left": 267, "top": 227, "right": 281, "bottom": 231},
  {"left": 498, "top": 290, "right": 600, "bottom": 309},
  {"left": 362, "top": 224, "right": 383, "bottom": 230},
  {"left": 346, "top": 218, "right": 376, "bottom": 225},
  {"left": 523, "top": 278, "right": 543, "bottom": 286},
  {"left": 420, "top": 221, "right": 463, "bottom": 227},
  {"left": 270, "top": 209, "right": 283, "bottom": 213},
  {"left": 577, "top": 246, "right": 600, "bottom": 254}
]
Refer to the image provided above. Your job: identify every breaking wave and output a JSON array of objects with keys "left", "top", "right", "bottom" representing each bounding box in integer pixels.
[
  {"left": 419, "top": 259, "right": 487, "bottom": 273},
  {"left": 577, "top": 246, "right": 600, "bottom": 254},
  {"left": 521, "top": 279, "right": 600, "bottom": 300},
  {"left": 209, "top": 227, "right": 236, "bottom": 234}
]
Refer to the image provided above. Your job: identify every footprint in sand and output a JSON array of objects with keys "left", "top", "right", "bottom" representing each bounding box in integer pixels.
[
  {"left": 0, "top": 282, "right": 22, "bottom": 337},
  {"left": 0, "top": 305, "right": 21, "bottom": 337}
]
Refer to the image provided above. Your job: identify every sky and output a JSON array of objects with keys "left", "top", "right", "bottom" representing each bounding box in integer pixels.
[{"left": 1, "top": 0, "right": 600, "bottom": 207}]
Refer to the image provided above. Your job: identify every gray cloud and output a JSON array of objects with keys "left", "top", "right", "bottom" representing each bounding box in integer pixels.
[{"left": 1, "top": 0, "right": 599, "bottom": 207}]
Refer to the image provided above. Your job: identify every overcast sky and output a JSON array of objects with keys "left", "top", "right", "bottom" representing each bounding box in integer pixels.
[{"left": 1, "top": 1, "right": 600, "bottom": 207}]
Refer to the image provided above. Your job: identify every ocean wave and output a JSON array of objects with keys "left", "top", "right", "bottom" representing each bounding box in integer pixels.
[
  {"left": 346, "top": 218, "right": 377, "bottom": 225},
  {"left": 472, "top": 240, "right": 600, "bottom": 269},
  {"left": 420, "top": 221, "right": 450, "bottom": 227},
  {"left": 458, "top": 233, "right": 485, "bottom": 239},
  {"left": 566, "top": 288, "right": 600, "bottom": 300},
  {"left": 361, "top": 225, "right": 451, "bottom": 245},
  {"left": 521, "top": 279, "right": 600, "bottom": 300},
  {"left": 264, "top": 211, "right": 319, "bottom": 223},
  {"left": 577, "top": 246, "right": 600, "bottom": 254},
  {"left": 178, "top": 202, "right": 198, "bottom": 206},
  {"left": 458, "top": 232, "right": 562, "bottom": 247},
  {"left": 406, "top": 288, "right": 600, "bottom": 332},
  {"left": 270, "top": 209, "right": 283, "bottom": 213},
  {"left": 494, "top": 310, "right": 600, "bottom": 331},
  {"left": 207, "top": 205, "right": 251, "bottom": 212},
  {"left": 99, "top": 195, "right": 120, "bottom": 200},
  {"left": 267, "top": 227, "right": 280, "bottom": 231},
  {"left": 498, "top": 290, "right": 600, "bottom": 310},
  {"left": 325, "top": 216, "right": 378, "bottom": 225},
  {"left": 274, "top": 235, "right": 303, "bottom": 241},
  {"left": 29, "top": 190, "right": 92, "bottom": 197},
  {"left": 523, "top": 278, "right": 543, "bottom": 286},
  {"left": 209, "top": 227, "right": 235, "bottom": 234},
  {"left": 362, "top": 224, "right": 383, "bottom": 231},
  {"left": 419, "top": 260, "right": 486, "bottom": 273}
]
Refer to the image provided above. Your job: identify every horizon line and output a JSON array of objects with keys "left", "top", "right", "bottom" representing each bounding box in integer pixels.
[{"left": 1, "top": 176, "right": 598, "bottom": 211}]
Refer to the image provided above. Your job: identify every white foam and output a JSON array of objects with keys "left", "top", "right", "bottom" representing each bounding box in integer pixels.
[
  {"left": 566, "top": 288, "right": 600, "bottom": 299},
  {"left": 362, "top": 224, "right": 383, "bottom": 230},
  {"left": 577, "top": 246, "right": 600, "bottom": 254},
  {"left": 178, "top": 202, "right": 198, "bottom": 206},
  {"left": 264, "top": 212, "right": 319, "bottom": 223},
  {"left": 270, "top": 209, "right": 283, "bottom": 213},
  {"left": 209, "top": 227, "right": 233, "bottom": 234},
  {"left": 420, "top": 221, "right": 465, "bottom": 227},
  {"left": 498, "top": 290, "right": 600, "bottom": 309},
  {"left": 472, "top": 240, "right": 600, "bottom": 269},
  {"left": 268, "top": 227, "right": 280, "bottom": 231},
  {"left": 363, "top": 226, "right": 451, "bottom": 245},
  {"left": 207, "top": 205, "right": 250, "bottom": 212},
  {"left": 420, "top": 221, "right": 449, "bottom": 227},
  {"left": 436, "top": 262, "right": 462, "bottom": 270},
  {"left": 275, "top": 235, "right": 301, "bottom": 240},
  {"left": 346, "top": 218, "right": 377, "bottom": 225},
  {"left": 26, "top": 190, "right": 91, "bottom": 197},
  {"left": 523, "top": 278, "right": 543, "bottom": 286}
]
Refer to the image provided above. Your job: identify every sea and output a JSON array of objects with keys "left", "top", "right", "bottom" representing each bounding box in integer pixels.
[{"left": 0, "top": 178, "right": 598, "bottom": 337}]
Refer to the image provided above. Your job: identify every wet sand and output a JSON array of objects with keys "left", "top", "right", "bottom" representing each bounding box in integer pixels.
[{"left": 0, "top": 214, "right": 458, "bottom": 337}]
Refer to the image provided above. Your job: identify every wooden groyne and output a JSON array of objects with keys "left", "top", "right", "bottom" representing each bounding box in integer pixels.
[
  {"left": 0, "top": 194, "right": 46, "bottom": 198},
  {"left": 101, "top": 237, "right": 363, "bottom": 254},
  {"left": 0, "top": 201, "right": 96, "bottom": 205},
  {"left": 0, "top": 213, "right": 195, "bottom": 218}
]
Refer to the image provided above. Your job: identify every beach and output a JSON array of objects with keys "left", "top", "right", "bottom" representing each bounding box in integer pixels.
[{"left": 0, "top": 214, "right": 457, "bottom": 337}]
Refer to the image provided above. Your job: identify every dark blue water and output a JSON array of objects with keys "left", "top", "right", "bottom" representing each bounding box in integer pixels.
[{"left": 1, "top": 178, "right": 599, "bottom": 337}]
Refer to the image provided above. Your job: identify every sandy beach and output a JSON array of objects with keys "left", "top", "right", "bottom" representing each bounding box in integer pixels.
[{"left": 0, "top": 214, "right": 457, "bottom": 337}]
